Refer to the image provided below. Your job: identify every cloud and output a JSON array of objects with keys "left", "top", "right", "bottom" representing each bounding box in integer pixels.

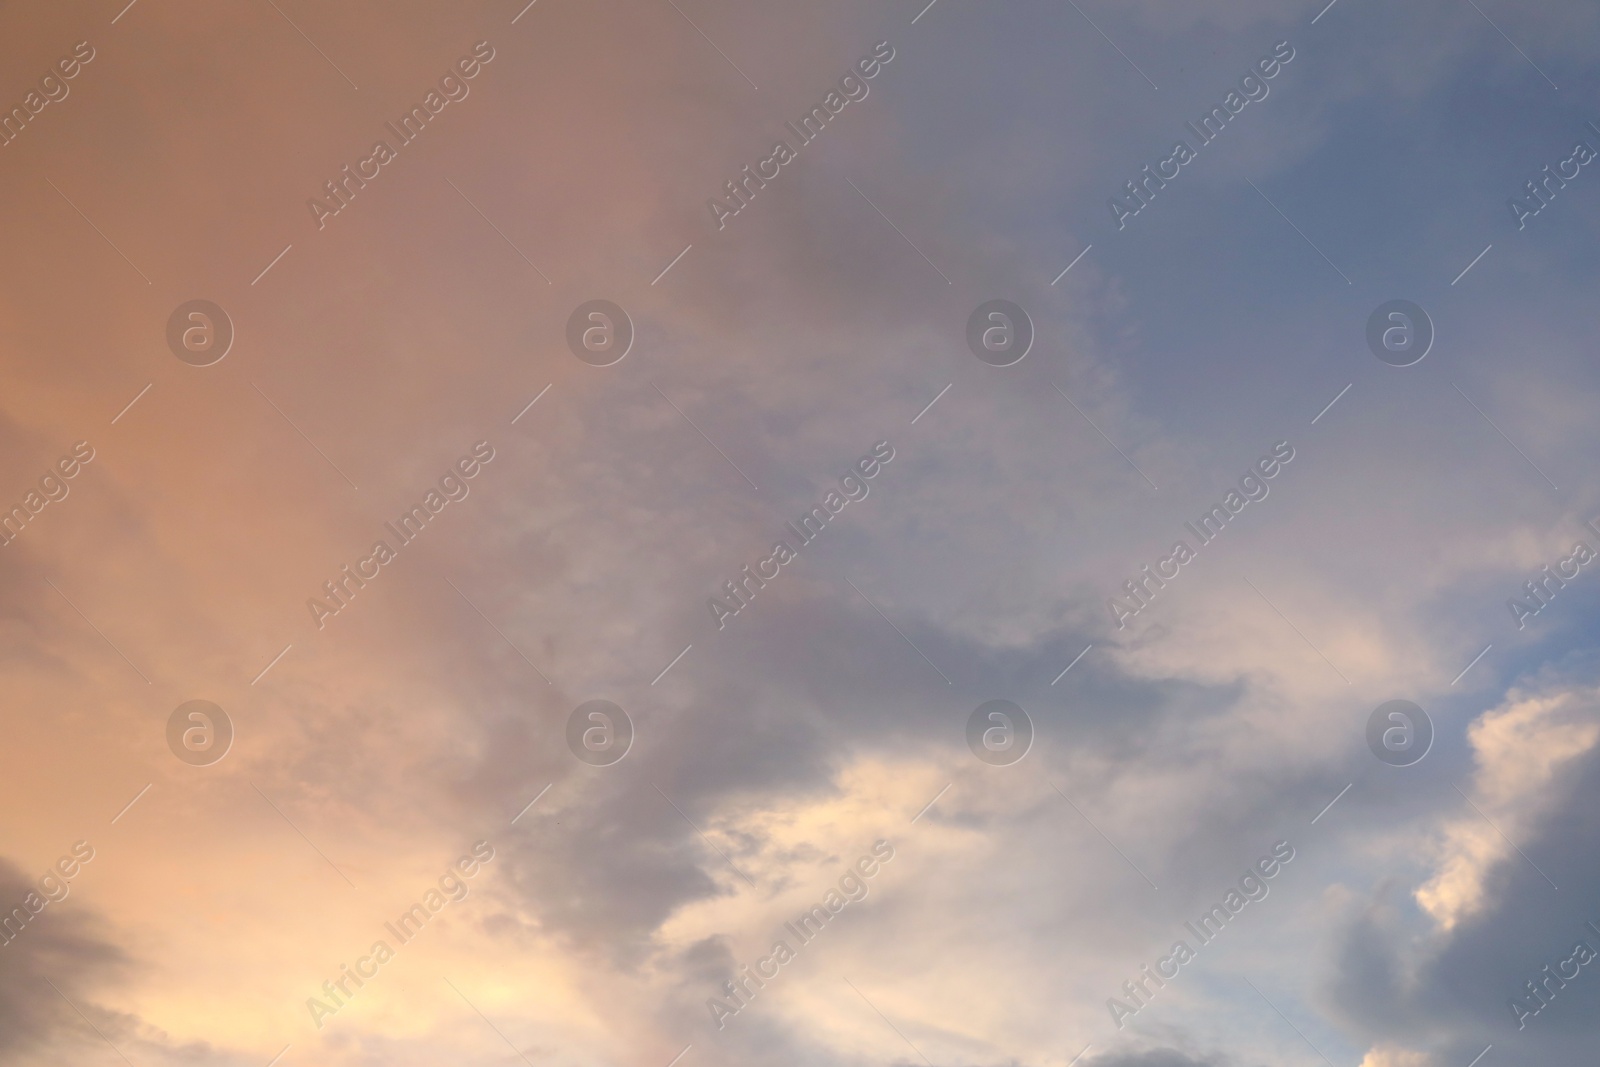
[
  {"left": 1357, "top": 1049, "right": 1435, "bottom": 1067},
  {"left": 1318, "top": 657, "right": 1600, "bottom": 1065},
  {"left": 1417, "top": 679, "right": 1600, "bottom": 929},
  {"left": 5, "top": 0, "right": 1600, "bottom": 1065},
  {"left": 0, "top": 858, "right": 128, "bottom": 1060},
  {"left": 1086, "top": 1048, "right": 1220, "bottom": 1067}
]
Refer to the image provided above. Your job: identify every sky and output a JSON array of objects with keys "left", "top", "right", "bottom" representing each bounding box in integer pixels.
[{"left": 2, "top": 1, "right": 1599, "bottom": 1066}]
